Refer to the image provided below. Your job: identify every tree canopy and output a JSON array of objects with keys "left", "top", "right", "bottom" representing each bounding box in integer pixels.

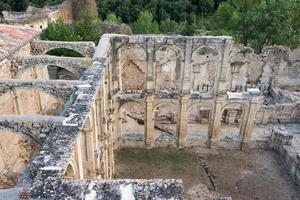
[{"left": 2, "top": 0, "right": 299, "bottom": 51}]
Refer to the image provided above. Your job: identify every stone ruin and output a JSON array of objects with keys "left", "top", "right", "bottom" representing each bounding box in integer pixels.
[{"left": 0, "top": 25, "right": 299, "bottom": 198}]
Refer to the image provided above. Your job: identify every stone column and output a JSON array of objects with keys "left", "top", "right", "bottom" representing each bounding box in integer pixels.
[
  {"left": 241, "top": 96, "right": 261, "bottom": 149},
  {"left": 146, "top": 40, "right": 155, "bottom": 91},
  {"left": 208, "top": 96, "right": 225, "bottom": 147},
  {"left": 178, "top": 95, "right": 189, "bottom": 147},
  {"left": 145, "top": 94, "right": 155, "bottom": 146},
  {"left": 182, "top": 39, "right": 192, "bottom": 92}
]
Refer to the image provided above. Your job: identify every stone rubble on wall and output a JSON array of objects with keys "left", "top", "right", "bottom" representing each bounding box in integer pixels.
[{"left": 0, "top": 115, "right": 65, "bottom": 144}]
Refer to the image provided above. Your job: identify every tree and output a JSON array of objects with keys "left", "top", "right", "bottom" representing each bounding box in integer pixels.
[
  {"left": 160, "top": 16, "right": 182, "bottom": 34},
  {"left": 13, "top": 0, "right": 28, "bottom": 11},
  {"left": 106, "top": 12, "right": 122, "bottom": 24},
  {"left": 73, "top": 10, "right": 103, "bottom": 43},
  {"left": 132, "top": 10, "right": 160, "bottom": 34},
  {"left": 246, "top": 0, "right": 299, "bottom": 52},
  {"left": 41, "top": 19, "right": 79, "bottom": 41}
]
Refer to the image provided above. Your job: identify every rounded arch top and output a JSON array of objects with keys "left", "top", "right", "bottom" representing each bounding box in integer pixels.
[
  {"left": 154, "top": 44, "right": 184, "bottom": 61},
  {"left": 116, "top": 43, "right": 148, "bottom": 60},
  {"left": 221, "top": 102, "right": 248, "bottom": 113},
  {"left": 153, "top": 102, "right": 180, "bottom": 113},
  {"left": 118, "top": 100, "right": 145, "bottom": 112},
  {"left": 187, "top": 102, "right": 214, "bottom": 112},
  {"left": 191, "top": 45, "right": 221, "bottom": 61}
]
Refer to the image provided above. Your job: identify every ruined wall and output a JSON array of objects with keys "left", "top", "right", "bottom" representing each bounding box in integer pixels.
[
  {"left": 2, "top": 1, "right": 74, "bottom": 29},
  {"left": 112, "top": 35, "right": 299, "bottom": 150},
  {"left": 0, "top": 42, "right": 66, "bottom": 188}
]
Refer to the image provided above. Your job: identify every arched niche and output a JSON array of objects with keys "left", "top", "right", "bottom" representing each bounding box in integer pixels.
[
  {"left": 187, "top": 103, "right": 213, "bottom": 141},
  {"left": 191, "top": 46, "right": 219, "bottom": 93},
  {"left": 117, "top": 44, "right": 147, "bottom": 92},
  {"left": 220, "top": 103, "right": 247, "bottom": 140},
  {"left": 63, "top": 158, "right": 78, "bottom": 179},
  {"left": 153, "top": 103, "right": 179, "bottom": 141},
  {"left": 119, "top": 101, "right": 145, "bottom": 141},
  {"left": 154, "top": 45, "right": 184, "bottom": 90}
]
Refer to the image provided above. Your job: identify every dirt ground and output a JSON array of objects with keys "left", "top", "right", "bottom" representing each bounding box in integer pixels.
[{"left": 114, "top": 148, "right": 300, "bottom": 200}]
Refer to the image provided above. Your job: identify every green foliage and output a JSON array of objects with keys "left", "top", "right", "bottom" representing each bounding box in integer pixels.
[
  {"left": 106, "top": 12, "right": 122, "bottom": 24},
  {"left": 246, "top": 0, "right": 299, "bottom": 51},
  {"left": 41, "top": 11, "right": 103, "bottom": 44},
  {"left": 132, "top": 10, "right": 160, "bottom": 34},
  {"left": 41, "top": 19, "right": 80, "bottom": 41},
  {"left": 212, "top": 0, "right": 299, "bottom": 52},
  {"left": 160, "top": 17, "right": 182, "bottom": 34},
  {"left": 73, "top": 10, "right": 103, "bottom": 43}
]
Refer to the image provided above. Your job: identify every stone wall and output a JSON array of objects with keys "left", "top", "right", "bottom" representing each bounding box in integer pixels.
[{"left": 270, "top": 128, "right": 300, "bottom": 185}]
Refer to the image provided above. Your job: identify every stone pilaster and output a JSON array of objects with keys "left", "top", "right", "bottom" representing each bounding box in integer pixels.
[
  {"left": 241, "top": 96, "right": 262, "bottom": 149},
  {"left": 145, "top": 94, "right": 155, "bottom": 146},
  {"left": 146, "top": 40, "right": 155, "bottom": 91},
  {"left": 181, "top": 39, "right": 192, "bottom": 92},
  {"left": 208, "top": 96, "right": 225, "bottom": 147},
  {"left": 178, "top": 95, "right": 189, "bottom": 146}
]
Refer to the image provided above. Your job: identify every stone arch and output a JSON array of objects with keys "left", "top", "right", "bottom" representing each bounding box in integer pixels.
[
  {"left": 191, "top": 46, "right": 220, "bottom": 92},
  {"left": 187, "top": 102, "right": 214, "bottom": 113},
  {"left": 0, "top": 127, "right": 41, "bottom": 146},
  {"left": 16, "top": 61, "right": 81, "bottom": 80},
  {"left": 220, "top": 102, "right": 247, "bottom": 140},
  {"left": 187, "top": 102, "right": 213, "bottom": 142},
  {"left": 154, "top": 44, "right": 184, "bottom": 59},
  {"left": 45, "top": 48, "right": 85, "bottom": 57},
  {"left": 116, "top": 43, "right": 147, "bottom": 59},
  {"left": 154, "top": 45, "right": 184, "bottom": 90},
  {"left": 117, "top": 43, "right": 147, "bottom": 92},
  {"left": 191, "top": 45, "right": 221, "bottom": 59},
  {"left": 153, "top": 102, "right": 179, "bottom": 113},
  {"left": 119, "top": 101, "right": 145, "bottom": 141},
  {"left": 118, "top": 100, "right": 145, "bottom": 112},
  {"left": 153, "top": 102, "right": 179, "bottom": 141},
  {"left": 221, "top": 102, "right": 248, "bottom": 113}
]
